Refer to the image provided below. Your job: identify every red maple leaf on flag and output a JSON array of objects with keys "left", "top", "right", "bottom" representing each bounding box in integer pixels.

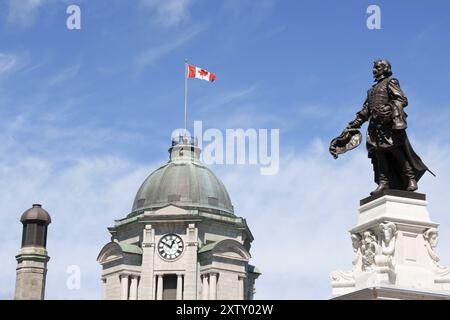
[{"left": 199, "top": 69, "right": 209, "bottom": 76}]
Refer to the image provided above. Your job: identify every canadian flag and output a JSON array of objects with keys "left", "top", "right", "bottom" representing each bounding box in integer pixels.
[{"left": 188, "top": 64, "right": 216, "bottom": 82}]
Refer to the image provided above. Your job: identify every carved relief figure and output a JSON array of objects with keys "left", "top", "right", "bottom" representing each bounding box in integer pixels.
[
  {"left": 424, "top": 228, "right": 440, "bottom": 263},
  {"left": 423, "top": 228, "right": 450, "bottom": 276},
  {"left": 379, "top": 222, "right": 397, "bottom": 256},
  {"left": 361, "top": 231, "right": 378, "bottom": 271}
]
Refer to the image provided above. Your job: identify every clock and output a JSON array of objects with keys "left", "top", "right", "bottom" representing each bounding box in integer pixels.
[{"left": 158, "top": 234, "right": 184, "bottom": 260}]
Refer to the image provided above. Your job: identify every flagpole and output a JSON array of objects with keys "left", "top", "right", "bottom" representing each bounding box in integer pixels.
[{"left": 184, "top": 59, "right": 188, "bottom": 136}]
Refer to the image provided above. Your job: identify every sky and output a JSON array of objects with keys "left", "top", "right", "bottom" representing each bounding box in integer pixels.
[{"left": 1, "top": 0, "right": 450, "bottom": 299}]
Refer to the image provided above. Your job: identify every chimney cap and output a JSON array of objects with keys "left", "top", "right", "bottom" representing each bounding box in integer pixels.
[{"left": 20, "top": 204, "right": 51, "bottom": 225}]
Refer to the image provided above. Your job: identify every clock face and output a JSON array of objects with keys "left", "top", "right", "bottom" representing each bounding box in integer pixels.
[{"left": 158, "top": 234, "right": 184, "bottom": 260}]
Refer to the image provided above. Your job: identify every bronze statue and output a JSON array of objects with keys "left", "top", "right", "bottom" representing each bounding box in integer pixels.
[{"left": 330, "top": 59, "right": 434, "bottom": 195}]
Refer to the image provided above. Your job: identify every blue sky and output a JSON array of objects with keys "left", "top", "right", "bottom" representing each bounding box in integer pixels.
[{"left": 1, "top": 0, "right": 450, "bottom": 299}]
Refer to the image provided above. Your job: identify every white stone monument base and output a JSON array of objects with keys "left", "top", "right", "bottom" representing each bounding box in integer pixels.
[
  {"left": 332, "top": 286, "right": 450, "bottom": 300},
  {"left": 331, "top": 190, "right": 450, "bottom": 300}
]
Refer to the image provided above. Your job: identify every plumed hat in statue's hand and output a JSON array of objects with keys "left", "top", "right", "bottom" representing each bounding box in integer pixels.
[{"left": 329, "top": 128, "right": 362, "bottom": 159}]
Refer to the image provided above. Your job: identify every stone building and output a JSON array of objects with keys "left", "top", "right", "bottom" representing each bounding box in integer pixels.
[{"left": 97, "top": 136, "right": 260, "bottom": 300}]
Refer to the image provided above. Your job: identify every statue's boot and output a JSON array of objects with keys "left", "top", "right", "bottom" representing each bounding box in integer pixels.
[
  {"left": 400, "top": 150, "right": 418, "bottom": 191},
  {"left": 372, "top": 151, "right": 390, "bottom": 195},
  {"left": 407, "top": 179, "right": 418, "bottom": 192},
  {"left": 370, "top": 180, "right": 389, "bottom": 195},
  {"left": 404, "top": 161, "right": 418, "bottom": 191},
  {"left": 392, "top": 148, "right": 418, "bottom": 192}
]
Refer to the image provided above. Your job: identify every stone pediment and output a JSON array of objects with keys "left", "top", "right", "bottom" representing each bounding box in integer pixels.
[
  {"left": 97, "top": 242, "right": 142, "bottom": 265},
  {"left": 97, "top": 242, "right": 124, "bottom": 265},
  {"left": 199, "top": 239, "right": 251, "bottom": 261},
  {"left": 152, "top": 205, "right": 189, "bottom": 216}
]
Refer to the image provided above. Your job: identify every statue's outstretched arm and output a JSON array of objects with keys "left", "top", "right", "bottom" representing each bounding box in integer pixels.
[
  {"left": 348, "top": 100, "right": 370, "bottom": 129},
  {"left": 329, "top": 101, "right": 366, "bottom": 159}
]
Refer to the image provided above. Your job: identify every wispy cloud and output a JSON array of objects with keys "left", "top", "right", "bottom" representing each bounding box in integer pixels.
[
  {"left": 0, "top": 109, "right": 147, "bottom": 162},
  {"left": 196, "top": 85, "right": 257, "bottom": 112},
  {"left": 45, "top": 63, "right": 81, "bottom": 87},
  {"left": 0, "top": 53, "right": 17, "bottom": 74},
  {"left": 222, "top": 0, "right": 275, "bottom": 22},
  {"left": 192, "top": 84, "right": 288, "bottom": 129},
  {"left": 254, "top": 24, "right": 286, "bottom": 42},
  {"left": 141, "top": 0, "right": 193, "bottom": 27},
  {"left": 135, "top": 24, "right": 205, "bottom": 71},
  {"left": 7, "top": 0, "right": 46, "bottom": 28}
]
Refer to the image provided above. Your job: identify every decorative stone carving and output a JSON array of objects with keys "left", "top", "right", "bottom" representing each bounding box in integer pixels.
[
  {"left": 423, "top": 228, "right": 450, "bottom": 276},
  {"left": 360, "top": 231, "right": 378, "bottom": 272},
  {"left": 423, "top": 228, "right": 440, "bottom": 263},
  {"left": 329, "top": 234, "right": 361, "bottom": 284},
  {"left": 378, "top": 222, "right": 397, "bottom": 257},
  {"left": 351, "top": 233, "right": 362, "bottom": 268},
  {"left": 331, "top": 270, "right": 354, "bottom": 282},
  {"left": 368, "top": 222, "right": 397, "bottom": 284},
  {"left": 332, "top": 192, "right": 450, "bottom": 297}
]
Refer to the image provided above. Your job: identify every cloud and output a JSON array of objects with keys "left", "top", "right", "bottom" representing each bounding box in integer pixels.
[
  {"left": 0, "top": 53, "right": 17, "bottom": 74},
  {"left": 45, "top": 63, "right": 81, "bottom": 87},
  {"left": 141, "top": 0, "right": 193, "bottom": 27},
  {"left": 191, "top": 85, "right": 285, "bottom": 129},
  {"left": 0, "top": 101, "right": 164, "bottom": 297},
  {"left": 222, "top": 0, "right": 275, "bottom": 22},
  {"left": 0, "top": 110, "right": 162, "bottom": 298},
  {"left": 135, "top": 24, "right": 205, "bottom": 71},
  {"left": 253, "top": 24, "right": 286, "bottom": 42},
  {"left": 1, "top": 88, "right": 450, "bottom": 299},
  {"left": 214, "top": 141, "right": 370, "bottom": 298},
  {"left": 1, "top": 124, "right": 449, "bottom": 299},
  {"left": 7, "top": 0, "right": 46, "bottom": 28},
  {"left": 0, "top": 154, "right": 154, "bottom": 299},
  {"left": 196, "top": 85, "right": 257, "bottom": 113},
  {"left": 215, "top": 137, "right": 450, "bottom": 299},
  {"left": 0, "top": 108, "right": 149, "bottom": 168}
]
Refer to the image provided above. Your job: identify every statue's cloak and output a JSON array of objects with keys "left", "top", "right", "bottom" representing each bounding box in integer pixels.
[{"left": 368, "top": 131, "right": 431, "bottom": 189}]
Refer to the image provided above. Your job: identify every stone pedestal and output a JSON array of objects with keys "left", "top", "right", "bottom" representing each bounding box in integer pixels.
[
  {"left": 331, "top": 190, "right": 450, "bottom": 299},
  {"left": 14, "top": 247, "right": 50, "bottom": 300}
]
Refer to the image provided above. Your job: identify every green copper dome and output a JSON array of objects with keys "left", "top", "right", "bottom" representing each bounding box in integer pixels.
[{"left": 131, "top": 138, "right": 234, "bottom": 216}]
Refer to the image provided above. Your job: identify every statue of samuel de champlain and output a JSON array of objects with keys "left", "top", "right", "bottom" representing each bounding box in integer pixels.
[{"left": 329, "top": 59, "right": 434, "bottom": 195}]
